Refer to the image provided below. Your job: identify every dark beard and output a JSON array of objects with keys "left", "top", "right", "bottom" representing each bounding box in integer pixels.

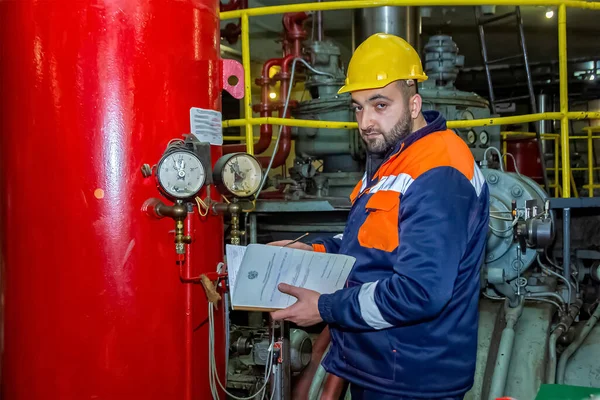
[{"left": 361, "top": 112, "right": 413, "bottom": 155}]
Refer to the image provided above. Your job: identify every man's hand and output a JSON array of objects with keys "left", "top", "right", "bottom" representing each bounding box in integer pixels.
[
  {"left": 267, "top": 240, "right": 313, "bottom": 252},
  {"left": 270, "top": 283, "right": 323, "bottom": 327}
]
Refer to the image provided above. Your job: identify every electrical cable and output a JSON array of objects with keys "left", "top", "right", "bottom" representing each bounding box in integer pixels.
[
  {"left": 482, "top": 291, "right": 563, "bottom": 312},
  {"left": 502, "top": 152, "right": 524, "bottom": 180},
  {"left": 195, "top": 196, "right": 209, "bottom": 217},
  {"left": 254, "top": 57, "right": 333, "bottom": 202},
  {"left": 537, "top": 254, "right": 574, "bottom": 308},
  {"left": 483, "top": 146, "right": 504, "bottom": 171},
  {"left": 208, "top": 262, "right": 276, "bottom": 400}
]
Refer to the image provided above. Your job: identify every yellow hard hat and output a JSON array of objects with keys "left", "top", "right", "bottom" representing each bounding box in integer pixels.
[{"left": 338, "top": 33, "right": 428, "bottom": 94}]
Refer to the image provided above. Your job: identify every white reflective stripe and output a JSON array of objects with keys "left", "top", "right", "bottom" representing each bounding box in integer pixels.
[
  {"left": 358, "top": 281, "right": 393, "bottom": 330},
  {"left": 369, "top": 173, "right": 414, "bottom": 195},
  {"left": 471, "top": 161, "right": 485, "bottom": 196},
  {"left": 359, "top": 173, "right": 367, "bottom": 193},
  {"left": 333, "top": 234, "right": 344, "bottom": 240}
]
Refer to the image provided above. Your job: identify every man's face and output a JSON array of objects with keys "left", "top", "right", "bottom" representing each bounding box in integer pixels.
[{"left": 351, "top": 81, "right": 417, "bottom": 154}]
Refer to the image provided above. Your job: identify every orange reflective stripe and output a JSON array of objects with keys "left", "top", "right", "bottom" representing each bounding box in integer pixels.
[
  {"left": 380, "top": 130, "right": 475, "bottom": 182},
  {"left": 312, "top": 243, "right": 326, "bottom": 253},
  {"left": 358, "top": 191, "right": 400, "bottom": 252},
  {"left": 350, "top": 180, "right": 363, "bottom": 203}
]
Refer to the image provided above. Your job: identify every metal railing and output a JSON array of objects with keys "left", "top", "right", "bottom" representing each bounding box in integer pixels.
[
  {"left": 501, "top": 131, "right": 600, "bottom": 198},
  {"left": 220, "top": 0, "right": 600, "bottom": 198}
]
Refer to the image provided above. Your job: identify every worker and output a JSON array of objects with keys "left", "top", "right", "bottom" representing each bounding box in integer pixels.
[{"left": 269, "top": 33, "right": 490, "bottom": 400}]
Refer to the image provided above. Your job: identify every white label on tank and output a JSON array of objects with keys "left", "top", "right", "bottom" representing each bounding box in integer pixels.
[{"left": 190, "top": 107, "right": 223, "bottom": 145}]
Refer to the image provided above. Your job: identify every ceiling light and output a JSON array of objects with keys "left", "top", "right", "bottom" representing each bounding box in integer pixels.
[
  {"left": 590, "top": 74, "right": 596, "bottom": 81},
  {"left": 545, "top": 8, "right": 554, "bottom": 19},
  {"left": 269, "top": 92, "right": 277, "bottom": 99}
]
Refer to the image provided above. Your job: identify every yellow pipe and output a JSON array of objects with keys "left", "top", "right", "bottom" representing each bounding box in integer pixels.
[
  {"left": 555, "top": 137, "right": 560, "bottom": 197},
  {"left": 554, "top": 167, "right": 600, "bottom": 171},
  {"left": 224, "top": 136, "right": 278, "bottom": 141},
  {"left": 222, "top": 114, "right": 600, "bottom": 131},
  {"left": 241, "top": 13, "right": 254, "bottom": 155},
  {"left": 589, "top": 126, "right": 594, "bottom": 197},
  {"left": 566, "top": 111, "right": 600, "bottom": 120},
  {"left": 568, "top": 136, "right": 600, "bottom": 140},
  {"left": 220, "top": 0, "right": 600, "bottom": 19},
  {"left": 558, "top": 3, "right": 570, "bottom": 198}
]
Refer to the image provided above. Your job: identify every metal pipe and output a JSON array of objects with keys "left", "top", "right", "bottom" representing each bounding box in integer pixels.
[
  {"left": 221, "top": 0, "right": 600, "bottom": 20},
  {"left": 249, "top": 213, "right": 258, "bottom": 244},
  {"left": 558, "top": 4, "right": 570, "bottom": 198},
  {"left": 546, "top": 299, "right": 582, "bottom": 383},
  {"left": 184, "top": 205, "right": 194, "bottom": 400},
  {"left": 475, "top": 6, "right": 497, "bottom": 114},
  {"left": 487, "top": 298, "right": 524, "bottom": 400},
  {"left": 547, "top": 330, "right": 560, "bottom": 384},
  {"left": 589, "top": 128, "right": 595, "bottom": 197},
  {"left": 538, "top": 94, "right": 549, "bottom": 152},
  {"left": 526, "top": 291, "right": 566, "bottom": 308},
  {"left": 517, "top": 7, "right": 549, "bottom": 194},
  {"left": 316, "top": 0, "right": 323, "bottom": 41},
  {"left": 556, "top": 304, "right": 600, "bottom": 384},
  {"left": 281, "top": 322, "right": 292, "bottom": 400},
  {"left": 241, "top": 13, "right": 254, "bottom": 155},
  {"left": 222, "top": 112, "right": 600, "bottom": 130},
  {"left": 563, "top": 208, "right": 571, "bottom": 283}
]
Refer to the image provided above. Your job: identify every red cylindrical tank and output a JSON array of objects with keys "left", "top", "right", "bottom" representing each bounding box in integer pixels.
[
  {"left": 0, "top": 1, "right": 225, "bottom": 398},
  {"left": 506, "top": 138, "right": 544, "bottom": 184}
]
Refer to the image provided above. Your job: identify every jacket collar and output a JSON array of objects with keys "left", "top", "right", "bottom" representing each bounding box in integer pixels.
[{"left": 366, "top": 110, "right": 447, "bottom": 183}]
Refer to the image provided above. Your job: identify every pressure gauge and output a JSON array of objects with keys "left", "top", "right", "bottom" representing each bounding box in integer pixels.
[
  {"left": 457, "top": 110, "right": 474, "bottom": 120},
  {"left": 466, "top": 130, "right": 477, "bottom": 145},
  {"left": 479, "top": 130, "right": 490, "bottom": 145},
  {"left": 156, "top": 149, "right": 206, "bottom": 199},
  {"left": 213, "top": 153, "right": 264, "bottom": 198}
]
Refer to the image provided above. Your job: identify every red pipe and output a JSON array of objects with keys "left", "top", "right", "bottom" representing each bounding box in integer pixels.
[
  {"left": 283, "top": 13, "right": 309, "bottom": 57},
  {"left": 226, "top": 12, "right": 308, "bottom": 170},
  {"left": 223, "top": 58, "right": 281, "bottom": 155},
  {"left": 184, "top": 211, "right": 194, "bottom": 400}
]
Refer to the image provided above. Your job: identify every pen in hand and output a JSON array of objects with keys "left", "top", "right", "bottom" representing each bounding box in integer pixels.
[{"left": 282, "top": 232, "right": 309, "bottom": 248}]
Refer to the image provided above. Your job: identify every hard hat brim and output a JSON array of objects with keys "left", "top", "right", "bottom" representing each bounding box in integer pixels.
[{"left": 337, "top": 74, "right": 428, "bottom": 94}]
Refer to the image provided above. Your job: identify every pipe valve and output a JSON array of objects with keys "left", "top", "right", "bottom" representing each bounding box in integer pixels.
[{"left": 143, "top": 198, "right": 192, "bottom": 254}]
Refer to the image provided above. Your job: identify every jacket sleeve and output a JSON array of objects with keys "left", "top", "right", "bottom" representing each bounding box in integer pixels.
[
  {"left": 318, "top": 168, "right": 477, "bottom": 330},
  {"left": 309, "top": 234, "right": 343, "bottom": 254}
]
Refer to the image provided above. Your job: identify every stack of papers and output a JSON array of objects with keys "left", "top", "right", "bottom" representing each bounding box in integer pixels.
[{"left": 225, "top": 244, "right": 355, "bottom": 311}]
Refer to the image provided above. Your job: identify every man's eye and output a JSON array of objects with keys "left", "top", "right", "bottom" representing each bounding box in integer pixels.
[
  {"left": 376, "top": 103, "right": 387, "bottom": 109},
  {"left": 352, "top": 106, "right": 362, "bottom": 112}
]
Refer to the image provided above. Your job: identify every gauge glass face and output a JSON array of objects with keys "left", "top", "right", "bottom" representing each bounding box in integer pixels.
[
  {"left": 222, "top": 154, "right": 263, "bottom": 197},
  {"left": 479, "top": 130, "right": 489, "bottom": 145},
  {"left": 466, "top": 130, "right": 477, "bottom": 144},
  {"left": 458, "top": 110, "right": 474, "bottom": 120},
  {"left": 157, "top": 151, "right": 205, "bottom": 199}
]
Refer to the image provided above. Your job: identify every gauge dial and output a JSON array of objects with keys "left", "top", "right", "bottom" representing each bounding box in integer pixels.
[
  {"left": 214, "top": 153, "right": 263, "bottom": 198},
  {"left": 466, "top": 130, "right": 477, "bottom": 145},
  {"left": 156, "top": 150, "right": 206, "bottom": 199},
  {"left": 479, "top": 130, "right": 489, "bottom": 145},
  {"left": 457, "top": 110, "right": 474, "bottom": 120}
]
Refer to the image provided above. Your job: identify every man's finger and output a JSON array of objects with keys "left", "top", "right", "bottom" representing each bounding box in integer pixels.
[
  {"left": 271, "top": 305, "right": 295, "bottom": 321},
  {"left": 266, "top": 240, "right": 288, "bottom": 247},
  {"left": 278, "top": 283, "right": 304, "bottom": 298}
]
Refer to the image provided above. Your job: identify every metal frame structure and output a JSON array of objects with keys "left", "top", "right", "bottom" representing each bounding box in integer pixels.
[
  {"left": 502, "top": 131, "right": 600, "bottom": 197},
  {"left": 219, "top": 0, "right": 600, "bottom": 199}
]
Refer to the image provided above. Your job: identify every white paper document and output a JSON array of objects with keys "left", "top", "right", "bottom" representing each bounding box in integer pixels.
[{"left": 225, "top": 244, "right": 355, "bottom": 311}]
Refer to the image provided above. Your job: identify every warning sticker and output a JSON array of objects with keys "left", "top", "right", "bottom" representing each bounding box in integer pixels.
[{"left": 190, "top": 107, "right": 223, "bottom": 145}]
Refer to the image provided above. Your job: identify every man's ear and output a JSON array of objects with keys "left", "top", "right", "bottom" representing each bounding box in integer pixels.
[{"left": 410, "top": 94, "right": 422, "bottom": 119}]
